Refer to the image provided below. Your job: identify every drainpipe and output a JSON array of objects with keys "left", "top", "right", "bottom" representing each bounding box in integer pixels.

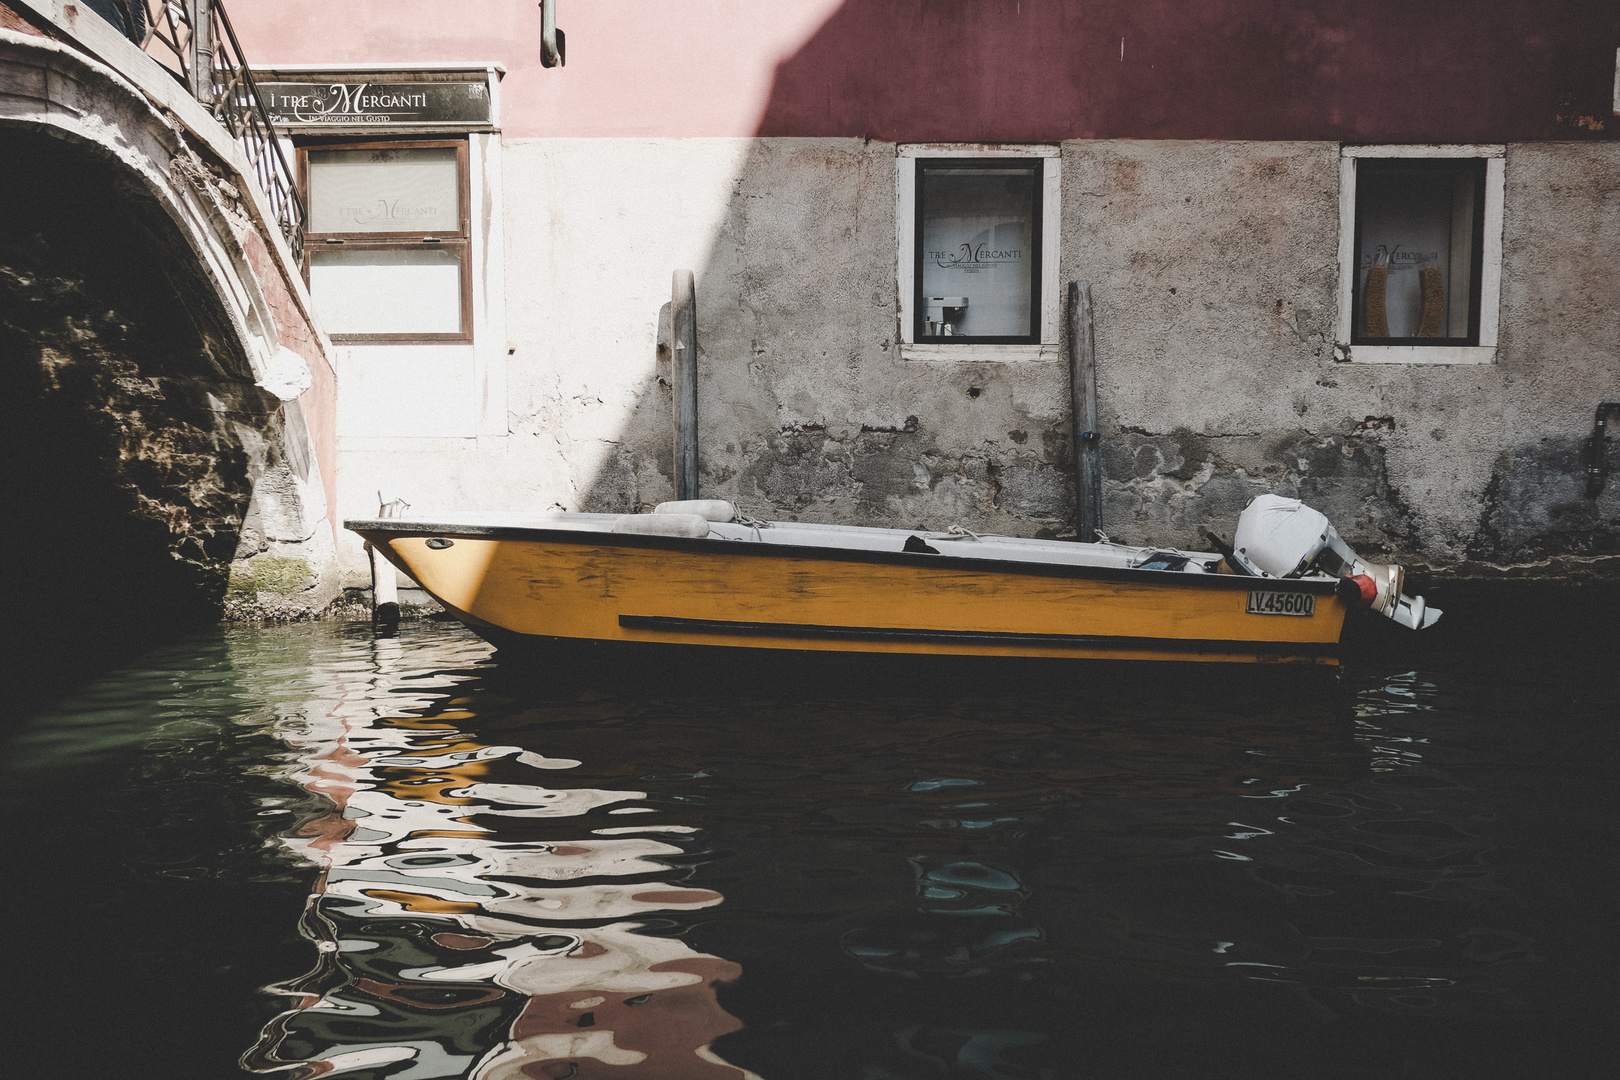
[
  {"left": 186, "top": 1, "right": 214, "bottom": 104},
  {"left": 540, "top": 0, "right": 566, "bottom": 67},
  {"left": 1584, "top": 399, "right": 1620, "bottom": 497}
]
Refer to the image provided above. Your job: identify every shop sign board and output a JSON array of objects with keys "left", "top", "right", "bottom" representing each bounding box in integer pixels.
[{"left": 259, "top": 80, "right": 493, "bottom": 129}]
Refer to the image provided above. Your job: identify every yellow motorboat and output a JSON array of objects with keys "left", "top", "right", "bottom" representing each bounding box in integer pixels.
[{"left": 348, "top": 495, "right": 1438, "bottom": 668}]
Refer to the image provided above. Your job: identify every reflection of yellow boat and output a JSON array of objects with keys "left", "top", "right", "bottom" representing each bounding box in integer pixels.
[
  {"left": 349, "top": 496, "right": 1438, "bottom": 668},
  {"left": 254, "top": 687, "right": 760, "bottom": 1079}
]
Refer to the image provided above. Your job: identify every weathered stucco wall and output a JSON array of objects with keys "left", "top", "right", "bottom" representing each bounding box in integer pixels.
[
  {"left": 1065, "top": 141, "right": 1353, "bottom": 547},
  {"left": 671, "top": 139, "right": 1075, "bottom": 534},
  {"left": 223, "top": 0, "right": 1618, "bottom": 586},
  {"left": 1066, "top": 140, "right": 1620, "bottom": 576},
  {"left": 328, "top": 136, "right": 1082, "bottom": 587},
  {"left": 323, "top": 135, "right": 1617, "bottom": 584},
  {"left": 1478, "top": 143, "right": 1620, "bottom": 572}
]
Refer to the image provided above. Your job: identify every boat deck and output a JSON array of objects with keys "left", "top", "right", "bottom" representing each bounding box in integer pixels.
[{"left": 346, "top": 510, "right": 1276, "bottom": 578}]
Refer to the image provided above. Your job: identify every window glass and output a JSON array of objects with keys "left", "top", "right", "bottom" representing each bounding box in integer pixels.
[
  {"left": 307, "top": 147, "right": 460, "bottom": 235},
  {"left": 917, "top": 161, "right": 1040, "bottom": 340},
  {"left": 1354, "top": 159, "right": 1483, "bottom": 343},
  {"left": 308, "top": 247, "right": 463, "bottom": 335}
]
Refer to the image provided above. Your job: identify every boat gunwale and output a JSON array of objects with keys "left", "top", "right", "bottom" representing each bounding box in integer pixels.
[{"left": 345, "top": 518, "right": 1343, "bottom": 594}]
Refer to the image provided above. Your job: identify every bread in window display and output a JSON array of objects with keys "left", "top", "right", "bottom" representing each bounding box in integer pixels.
[
  {"left": 1364, "top": 244, "right": 1446, "bottom": 339},
  {"left": 1365, "top": 245, "right": 1391, "bottom": 338},
  {"left": 1417, "top": 261, "right": 1445, "bottom": 338}
]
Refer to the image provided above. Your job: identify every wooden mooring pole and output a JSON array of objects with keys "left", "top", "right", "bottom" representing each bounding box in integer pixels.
[
  {"left": 671, "top": 270, "right": 699, "bottom": 500},
  {"left": 369, "top": 494, "right": 407, "bottom": 633},
  {"left": 1068, "top": 281, "right": 1103, "bottom": 542}
]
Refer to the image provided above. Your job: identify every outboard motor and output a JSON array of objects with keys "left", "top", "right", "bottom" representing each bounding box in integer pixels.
[{"left": 1231, "top": 495, "right": 1441, "bottom": 629}]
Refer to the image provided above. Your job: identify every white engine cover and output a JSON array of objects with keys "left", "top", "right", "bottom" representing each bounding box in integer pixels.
[
  {"left": 1229, "top": 494, "right": 1442, "bottom": 629},
  {"left": 1232, "top": 494, "right": 1332, "bottom": 578}
]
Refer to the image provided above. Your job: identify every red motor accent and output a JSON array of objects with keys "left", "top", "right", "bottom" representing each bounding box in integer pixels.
[{"left": 1347, "top": 574, "right": 1378, "bottom": 607}]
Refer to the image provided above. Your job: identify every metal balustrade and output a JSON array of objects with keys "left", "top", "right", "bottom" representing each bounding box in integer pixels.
[{"left": 137, "top": 1, "right": 305, "bottom": 261}]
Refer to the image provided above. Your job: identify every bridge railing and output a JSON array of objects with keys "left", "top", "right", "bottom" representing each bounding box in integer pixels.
[{"left": 137, "top": 1, "right": 305, "bottom": 262}]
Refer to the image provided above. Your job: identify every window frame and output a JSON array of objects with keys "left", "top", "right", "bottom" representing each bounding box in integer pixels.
[
  {"left": 1336, "top": 145, "right": 1504, "bottom": 365},
  {"left": 1350, "top": 157, "right": 1486, "bottom": 347},
  {"left": 897, "top": 144, "right": 1061, "bottom": 362},
  {"left": 298, "top": 137, "right": 474, "bottom": 344},
  {"left": 912, "top": 157, "right": 1044, "bottom": 345}
]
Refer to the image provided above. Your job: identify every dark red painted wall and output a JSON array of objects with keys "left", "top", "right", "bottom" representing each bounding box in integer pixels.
[{"left": 758, "top": 0, "right": 1620, "bottom": 142}]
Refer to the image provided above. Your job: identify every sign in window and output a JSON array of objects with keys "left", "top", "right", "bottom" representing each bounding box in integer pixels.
[
  {"left": 915, "top": 159, "right": 1042, "bottom": 343},
  {"left": 300, "top": 141, "right": 471, "bottom": 343},
  {"left": 1352, "top": 159, "right": 1486, "bottom": 345},
  {"left": 306, "top": 147, "right": 461, "bottom": 236}
]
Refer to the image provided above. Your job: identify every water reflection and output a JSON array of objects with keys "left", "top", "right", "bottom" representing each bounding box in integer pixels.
[
  {"left": 234, "top": 634, "right": 1533, "bottom": 1077},
  {"left": 243, "top": 635, "right": 758, "bottom": 1079},
  {"left": 1203, "top": 668, "right": 1523, "bottom": 1016},
  {"left": 9, "top": 618, "right": 1601, "bottom": 1079}
]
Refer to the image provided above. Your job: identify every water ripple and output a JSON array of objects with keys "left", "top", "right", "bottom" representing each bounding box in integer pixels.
[{"left": 9, "top": 619, "right": 1612, "bottom": 1079}]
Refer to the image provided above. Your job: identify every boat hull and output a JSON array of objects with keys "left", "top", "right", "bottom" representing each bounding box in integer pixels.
[{"left": 353, "top": 525, "right": 1348, "bottom": 667}]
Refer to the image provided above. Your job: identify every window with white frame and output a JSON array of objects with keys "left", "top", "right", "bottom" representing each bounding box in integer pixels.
[
  {"left": 1337, "top": 146, "right": 1504, "bottom": 364},
  {"left": 898, "top": 145, "right": 1060, "bottom": 359},
  {"left": 301, "top": 139, "right": 472, "bottom": 343}
]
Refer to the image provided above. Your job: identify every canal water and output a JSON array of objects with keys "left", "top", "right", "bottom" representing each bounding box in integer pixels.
[{"left": 6, "top": 598, "right": 1617, "bottom": 1079}]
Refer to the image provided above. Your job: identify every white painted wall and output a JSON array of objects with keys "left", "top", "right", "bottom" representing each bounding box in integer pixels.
[{"left": 331, "top": 137, "right": 761, "bottom": 579}]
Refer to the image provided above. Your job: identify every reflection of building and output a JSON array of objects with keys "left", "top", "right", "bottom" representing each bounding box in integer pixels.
[
  {"left": 474, "top": 952, "right": 752, "bottom": 1080},
  {"left": 224, "top": 0, "right": 1618, "bottom": 586},
  {"left": 248, "top": 694, "right": 758, "bottom": 1079}
]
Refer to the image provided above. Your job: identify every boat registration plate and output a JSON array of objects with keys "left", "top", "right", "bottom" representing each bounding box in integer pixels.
[{"left": 1247, "top": 590, "right": 1315, "bottom": 616}]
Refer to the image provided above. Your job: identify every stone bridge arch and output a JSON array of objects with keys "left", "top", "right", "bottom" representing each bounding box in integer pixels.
[{"left": 1, "top": 25, "right": 338, "bottom": 665}]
